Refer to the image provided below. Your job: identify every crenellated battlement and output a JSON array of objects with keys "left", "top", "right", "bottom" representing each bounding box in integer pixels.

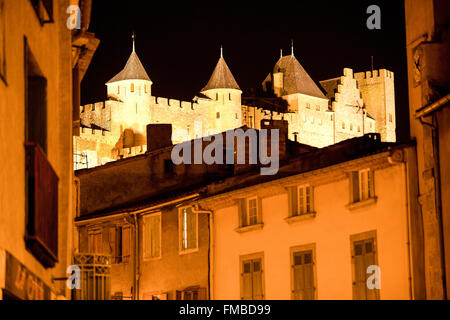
[
  {"left": 354, "top": 69, "right": 394, "bottom": 80},
  {"left": 151, "top": 96, "right": 201, "bottom": 111}
]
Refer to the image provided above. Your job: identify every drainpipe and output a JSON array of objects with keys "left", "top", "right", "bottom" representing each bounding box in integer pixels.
[
  {"left": 192, "top": 205, "right": 214, "bottom": 300},
  {"left": 388, "top": 150, "right": 413, "bottom": 299},
  {"left": 126, "top": 213, "right": 139, "bottom": 300}
]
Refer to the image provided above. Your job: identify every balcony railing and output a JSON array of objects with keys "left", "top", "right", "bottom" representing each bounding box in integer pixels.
[{"left": 73, "top": 254, "right": 111, "bottom": 300}]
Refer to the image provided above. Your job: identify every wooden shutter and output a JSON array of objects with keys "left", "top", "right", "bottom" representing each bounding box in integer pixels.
[
  {"left": 257, "top": 197, "right": 263, "bottom": 224},
  {"left": 108, "top": 227, "right": 116, "bottom": 262},
  {"left": 349, "top": 172, "right": 360, "bottom": 203},
  {"left": 151, "top": 215, "right": 161, "bottom": 257},
  {"left": 237, "top": 199, "right": 247, "bottom": 227},
  {"left": 187, "top": 209, "right": 197, "bottom": 249},
  {"left": 364, "top": 239, "right": 379, "bottom": 300},
  {"left": 241, "top": 261, "right": 253, "bottom": 300},
  {"left": 197, "top": 288, "right": 207, "bottom": 300},
  {"left": 293, "top": 251, "right": 315, "bottom": 300},
  {"left": 352, "top": 241, "right": 368, "bottom": 300},
  {"left": 252, "top": 259, "right": 264, "bottom": 300},
  {"left": 122, "top": 226, "right": 131, "bottom": 263},
  {"left": 287, "top": 187, "right": 298, "bottom": 217},
  {"left": 368, "top": 170, "right": 375, "bottom": 198},
  {"left": 143, "top": 219, "right": 151, "bottom": 259}
]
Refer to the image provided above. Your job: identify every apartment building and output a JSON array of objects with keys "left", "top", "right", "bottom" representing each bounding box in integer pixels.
[{"left": 0, "top": 0, "right": 97, "bottom": 300}]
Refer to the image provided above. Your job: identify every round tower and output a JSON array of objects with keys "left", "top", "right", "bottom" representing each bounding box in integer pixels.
[
  {"left": 200, "top": 47, "right": 242, "bottom": 134},
  {"left": 105, "top": 34, "right": 152, "bottom": 147}
]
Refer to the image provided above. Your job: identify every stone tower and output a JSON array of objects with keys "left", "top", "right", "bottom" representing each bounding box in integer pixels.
[
  {"left": 354, "top": 69, "right": 396, "bottom": 142},
  {"left": 200, "top": 48, "right": 242, "bottom": 134},
  {"left": 105, "top": 37, "right": 152, "bottom": 147}
]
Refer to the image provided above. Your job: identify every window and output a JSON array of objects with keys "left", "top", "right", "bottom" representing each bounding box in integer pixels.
[
  {"left": 229, "top": 93, "right": 232, "bottom": 100},
  {"left": 349, "top": 169, "right": 375, "bottom": 203},
  {"left": 107, "top": 225, "right": 131, "bottom": 264},
  {"left": 238, "top": 197, "right": 262, "bottom": 228},
  {"left": 144, "top": 85, "right": 147, "bottom": 93},
  {"left": 316, "top": 105, "right": 320, "bottom": 111},
  {"left": 350, "top": 124, "right": 353, "bottom": 131},
  {"left": 342, "top": 122, "right": 345, "bottom": 130},
  {"left": 351, "top": 231, "right": 379, "bottom": 300},
  {"left": 216, "top": 112, "right": 220, "bottom": 119},
  {"left": 117, "top": 86, "right": 120, "bottom": 94},
  {"left": 288, "top": 185, "right": 313, "bottom": 217},
  {"left": 176, "top": 286, "right": 207, "bottom": 300},
  {"left": 88, "top": 229, "right": 103, "bottom": 254},
  {"left": 358, "top": 126, "right": 361, "bottom": 133},
  {"left": 240, "top": 253, "right": 264, "bottom": 300},
  {"left": 144, "top": 213, "right": 161, "bottom": 260},
  {"left": 0, "top": 0, "right": 6, "bottom": 83},
  {"left": 389, "top": 114, "right": 393, "bottom": 123},
  {"left": 25, "top": 37, "right": 47, "bottom": 153},
  {"left": 179, "top": 206, "right": 198, "bottom": 252},
  {"left": 130, "top": 83, "right": 134, "bottom": 92},
  {"left": 291, "top": 245, "right": 316, "bottom": 300},
  {"left": 235, "top": 113, "right": 238, "bottom": 120},
  {"left": 306, "top": 103, "right": 310, "bottom": 109}
]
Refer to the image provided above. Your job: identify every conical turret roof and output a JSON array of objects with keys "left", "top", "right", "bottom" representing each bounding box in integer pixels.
[
  {"left": 273, "top": 55, "right": 326, "bottom": 99},
  {"left": 107, "top": 51, "right": 151, "bottom": 84},
  {"left": 202, "top": 56, "right": 240, "bottom": 92}
]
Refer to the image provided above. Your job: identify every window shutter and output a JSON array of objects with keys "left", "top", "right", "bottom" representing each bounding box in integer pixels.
[
  {"left": 257, "top": 197, "right": 263, "bottom": 224},
  {"left": 143, "top": 219, "right": 151, "bottom": 259},
  {"left": 109, "top": 227, "right": 116, "bottom": 262},
  {"left": 304, "top": 262, "right": 315, "bottom": 299},
  {"left": 236, "top": 199, "right": 247, "bottom": 227},
  {"left": 95, "top": 230, "right": 103, "bottom": 254},
  {"left": 352, "top": 242, "right": 366, "bottom": 300},
  {"left": 187, "top": 210, "right": 197, "bottom": 249},
  {"left": 368, "top": 170, "right": 375, "bottom": 198},
  {"left": 253, "top": 260, "right": 264, "bottom": 300},
  {"left": 287, "top": 187, "right": 297, "bottom": 217},
  {"left": 176, "top": 290, "right": 182, "bottom": 300},
  {"left": 151, "top": 215, "right": 161, "bottom": 257},
  {"left": 241, "top": 272, "right": 253, "bottom": 300},
  {"left": 122, "top": 226, "right": 131, "bottom": 262},
  {"left": 349, "top": 172, "right": 359, "bottom": 203}
]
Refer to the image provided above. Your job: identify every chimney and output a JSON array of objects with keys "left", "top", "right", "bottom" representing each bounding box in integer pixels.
[
  {"left": 260, "top": 119, "right": 288, "bottom": 159},
  {"left": 146, "top": 124, "right": 172, "bottom": 152}
]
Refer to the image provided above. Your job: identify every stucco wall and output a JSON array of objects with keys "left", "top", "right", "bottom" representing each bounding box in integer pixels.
[
  {"left": 212, "top": 162, "right": 411, "bottom": 300},
  {"left": 0, "top": 0, "right": 74, "bottom": 299}
]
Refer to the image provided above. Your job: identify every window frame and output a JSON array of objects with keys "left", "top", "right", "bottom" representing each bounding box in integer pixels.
[
  {"left": 240, "top": 252, "right": 265, "bottom": 300},
  {"left": 290, "top": 243, "right": 317, "bottom": 300},
  {"left": 348, "top": 168, "right": 376, "bottom": 207},
  {"left": 350, "top": 230, "right": 380, "bottom": 300},
  {"left": 297, "top": 184, "right": 313, "bottom": 216},
  {"left": 143, "top": 212, "right": 162, "bottom": 261},
  {"left": 178, "top": 206, "right": 199, "bottom": 255}
]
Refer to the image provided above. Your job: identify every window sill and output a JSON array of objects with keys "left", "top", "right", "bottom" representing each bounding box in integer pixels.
[
  {"left": 346, "top": 197, "right": 378, "bottom": 211},
  {"left": 179, "top": 248, "right": 199, "bottom": 255},
  {"left": 284, "top": 212, "right": 317, "bottom": 224},
  {"left": 235, "top": 223, "right": 264, "bottom": 234},
  {"left": 143, "top": 256, "right": 162, "bottom": 262}
]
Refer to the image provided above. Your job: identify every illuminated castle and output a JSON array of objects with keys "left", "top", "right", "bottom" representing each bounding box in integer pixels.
[{"left": 74, "top": 41, "right": 396, "bottom": 169}]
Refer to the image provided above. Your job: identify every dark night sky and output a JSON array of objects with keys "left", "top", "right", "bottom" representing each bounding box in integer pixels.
[{"left": 81, "top": 0, "right": 409, "bottom": 141}]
